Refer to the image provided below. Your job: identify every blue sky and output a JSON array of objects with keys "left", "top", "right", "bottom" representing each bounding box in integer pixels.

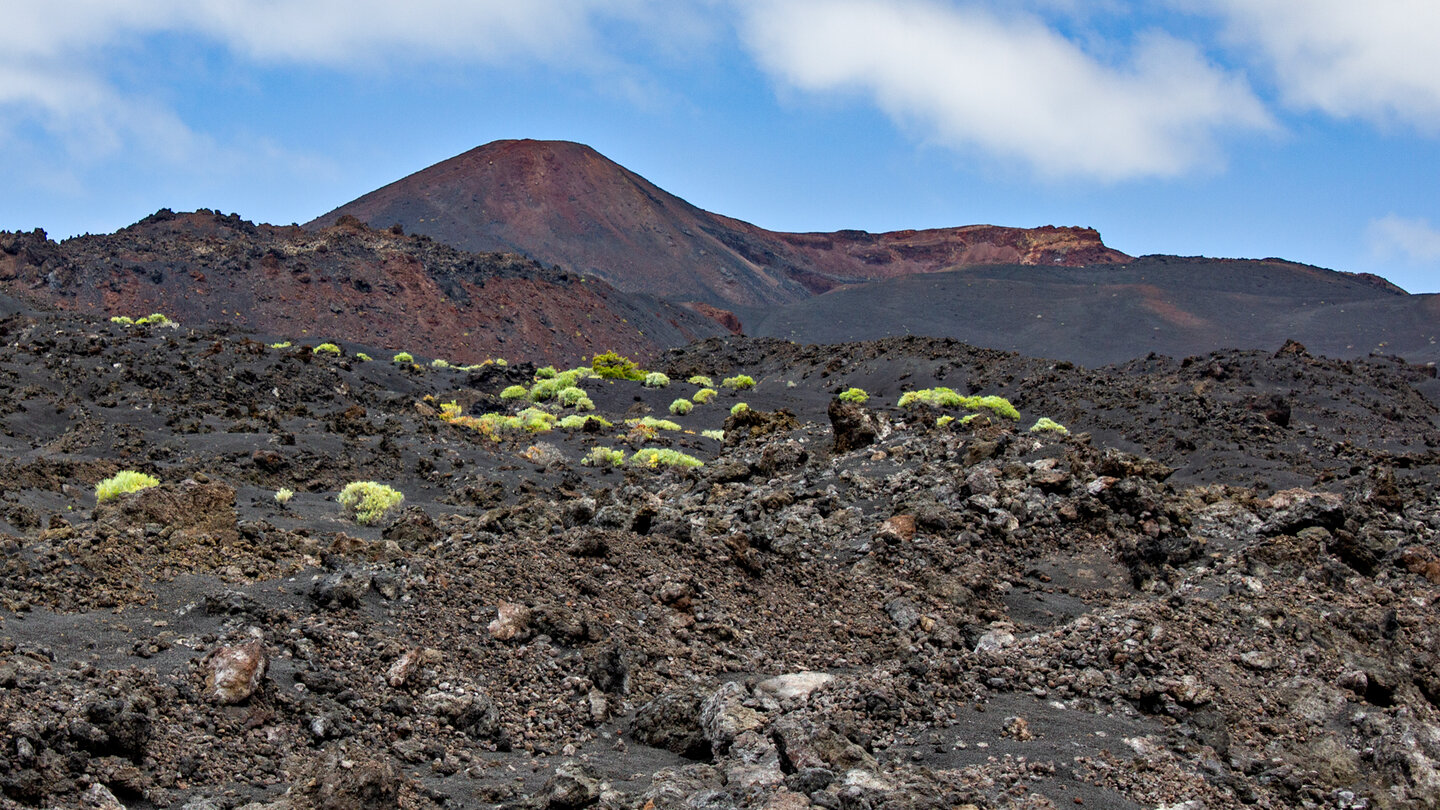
[{"left": 3, "top": 1, "right": 1439, "bottom": 293}]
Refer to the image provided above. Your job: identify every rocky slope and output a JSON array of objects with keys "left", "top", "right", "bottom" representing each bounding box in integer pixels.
[
  {"left": 1, "top": 298, "right": 1439, "bottom": 809},
  {"left": 0, "top": 210, "right": 725, "bottom": 366},
  {"left": 309, "top": 139, "right": 1131, "bottom": 308},
  {"left": 744, "top": 256, "right": 1440, "bottom": 367}
]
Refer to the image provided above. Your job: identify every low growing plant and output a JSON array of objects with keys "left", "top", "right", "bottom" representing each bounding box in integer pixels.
[
  {"left": 430, "top": 358, "right": 451, "bottom": 369},
  {"left": 643, "top": 372, "right": 671, "bottom": 388},
  {"left": 501, "top": 385, "right": 529, "bottom": 400},
  {"left": 355, "top": 352, "right": 372, "bottom": 362},
  {"left": 557, "top": 414, "right": 613, "bottom": 430},
  {"left": 702, "top": 429, "right": 725, "bottom": 441},
  {"left": 630, "top": 448, "right": 704, "bottom": 469},
  {"left": 626, "top": 416, "right": 682, "bottom": 432},
  {"left": 838, "top": 387, "right": 869, "bottom": 404},
  {"left": 274, "top": 487, "right": 295, "bottom": 505},
  {"left": 730, "top": 402, "right": 750, "bottom": 416},
  {"left": 582, "top": 446, "right": 627, "bottom": 467},
  {"left": 558, "top": 386, "right": 590, "bottom": 407},
  {"left": 687, "top": 375, "right": 713, "bottom": 387},
  {"left": 269, "top": 341, "right": 292, "bottom": 349},
  {"left": 592, "top": 351, "right": 646, "bottom": 381},
  {"left": 338, "top": 481, "right": 405, "bottom": 525},
  {"left": 897, "top": 388, "right": 1020, "bottom": 420},
  {"left": 535, "top": 366, "right": 558, "bottom": 380},
  {"left": 669, "top": 398, "right": 693, "bottom": 415},
  {"left": 936, "top": 415, "right": 955, "bottom": 428},
  {"left": 313, "top": 343, "right": 341, "bottom": 356},
  {"left": 722, "top": 374, "right": 756, "bottom": 391},
  {"left": 1030, "top": 417, "right": 1069, "bottom": 434},
  {"left": 95, "top": 470, "right": 159, "bottom": 502},
  {"left": 692, "top": 388, "right": 717, "bottom": 405},
  {"left": 393, "top": 352, "right": 414, "bottom": 364}
]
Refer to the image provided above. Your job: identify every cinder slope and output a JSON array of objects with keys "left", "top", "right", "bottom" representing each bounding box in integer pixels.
[{"left": 309, "top": 139, "right": 1131, "bottom": 308}]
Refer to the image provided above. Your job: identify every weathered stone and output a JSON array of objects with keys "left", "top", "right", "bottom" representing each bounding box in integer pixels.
[
  {"left": 828, "top": 399, "right": 878, "bottom": 454},
  {"left": 204, "top": 641, "right": 267, "bottom": 704},
  {"left": 488, "top": 601, "right": 532, "bottom": 641},
  {"left": 700, "top": 681, "right": 764, "bottom": 751},
  {"left": 755, "top": 671, "right": 834, "bottom": 702},
  {"left": 875, "top": 514, "right": 916, "bottom": 544},
  {"left": 386, "top": 647, "right": 423, "bottom": 688},
  {"left": 539, "top": 761, "right": 603, "bottom": 809}
]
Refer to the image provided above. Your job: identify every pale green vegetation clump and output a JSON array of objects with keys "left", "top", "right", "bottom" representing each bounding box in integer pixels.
[
  {"left": 530, "top": 369, "right": 587, "bottom": 402},
  {"left": 592, "top": 351, "right": 646, "bottom": 381},
  {"left": 897, "top": 388, "right": 1020, "bottom": 420},
  {"left": 692, "top": 388, "right": 717, "bottom": 405},
  {"left": 430, "top": 358, "right": 451, "bottom": 369},
  {"left": 687, "top": 375, "right": 713, "bottom": 387},
  {"left": 274, "top": 488, "right": 295, "bottom": 505},
  {"left": 838, "top": 387, "right": 869, "bottom": 404},
  {"left": 501, "top": 385, "right": 529, "bottom": 400},
  {"left": 393, "top": 352, "right": 414, "bottom": 364},
  {"left": 338, "top": 481, "right": 405, "bottom": 525},
  {"left": 936, "top": 415, "right": 955, "bottom": 428},
  {"left": 354, "top": 352, "right": 372, "bottom": 362},
  {"left": 643, "top": 372, "right": 671, "bottom": 389},
  {"left": 557, "top": 414, "right": 612, "bottom": 430},
  {"left": 960, "top": 414, "right": 980, "bottom": 426},
  {"left": 535, "top": 366, "right": 558, "bottom": 380},
  {"left": 669, "top": 398, "right": 693, "bottom": 415},
  {"left": 722, "top": 374, "right": 756, "bottom": 391},
  {"left": 630, "top": 448, "right": 704, "bottom": 469},
  {"left": 313, "top": 343, "right": 341, "bottom": 356},
  {"left": 95, "top": 471, "right": 159, "bottom": 502},
  {"left": 111, "top": 313, "right": 177, "bottom": 328},
  {"left": 730, "top": 402, "right": 750, "bottom": 416},
  {"left": 582, "top": 447, "right": 627, "bottom": 467},
  {"left": 558, "top": 386, "right": 590, "bottom": 407},
  {"left": 626, "top": 416, "right": 682, "bottom": 432},
  {"left": 1030, "top": 417, "right": 1069, "bottom": 434},
  {"left": 268, "top": 341, "right": 292, "bottom": 349},
  {"left": 438, "top": 402, "right": 557, "bottom": 438},
  {"left": 702, "top": 429, "right": 725, "bottom": 441}
]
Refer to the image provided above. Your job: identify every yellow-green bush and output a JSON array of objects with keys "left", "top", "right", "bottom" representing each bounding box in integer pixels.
[
  {"left": 838, "top": 387, "right": 869, "bottom": 404},
  {"left": 592, "top": 351, "right": 646, "bottom": 381},
  {"left": 722, "top": 374, "right": 756, "bottom": 390},
  {"left": 1029, "top": 417, "right": 1069, "bottom": 434},
  {"left": 669, "top": 398, "right": 693, "bottom": 415},
  {"left": 338, "top": 481, "right": 404, "bottom": 525},
  {"left": 313, "top": 343, "right": 341, "bottom": 356},
  {"left": 630, "top": 448, "right": 704, "bottom": 469},
  {"left": 692, "top": 388, "right": 718, "bottom": 405},
  {"left": 95, "top": 471, "right": 159, "bottom": 502}
]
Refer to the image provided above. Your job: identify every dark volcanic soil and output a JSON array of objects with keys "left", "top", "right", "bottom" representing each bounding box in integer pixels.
[{"left": 2, "top": 301, "right": 1440, "bottom": 809}]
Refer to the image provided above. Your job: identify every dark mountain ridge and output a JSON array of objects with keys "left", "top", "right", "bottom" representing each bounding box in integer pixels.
[
  {"left": 0, "top": 209, "right": 725, "bottom": 365},
  {"left": 309, "top": 139, "right": 1132, "bottom": 308}
]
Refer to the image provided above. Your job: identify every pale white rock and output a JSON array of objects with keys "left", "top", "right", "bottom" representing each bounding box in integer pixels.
[
  {"left": 756, "top": 671, "right": 834, "bottom": 702},
  {"left": 488, "top": 601, "right": 532, "bottom": 641},
  {"left": 205, "top": 641, "right": 267, "bottom": 704}
]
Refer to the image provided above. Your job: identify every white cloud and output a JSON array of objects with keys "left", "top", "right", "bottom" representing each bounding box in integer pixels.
[
  {"left": 737, "top": 0, "right": 1272, "bottom": 181},
  {"left": 1368, "top": 215, "right": 1440, "bottom": 263},
  {"left": 1203, "top": 0, "right": 1440, "bottom": 130}
]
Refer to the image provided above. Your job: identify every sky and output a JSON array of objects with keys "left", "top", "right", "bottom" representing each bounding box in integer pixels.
[{"left": 3, "top": 1, "right": 1439, "bottom": 293}]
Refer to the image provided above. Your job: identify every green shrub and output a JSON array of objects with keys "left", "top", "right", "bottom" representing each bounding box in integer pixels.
[
  {"left": 643, "top": 372, "right": 671, "bottom": 389},
  {"left": 692, "top": 388, "right": 717, "bottom": 405},
  {"left": 936, "top": 415, "right": 955, "bottom": 428},
  {"left": 535, "top": 366, "right": 558, "bottom": 380},
  {"left": 1029, "top": 417, "right": 1069, "bottom": 435},
  {"left": 687, "top": 375, "right": 714, "bottom": 387},
  {"left": 558, "top": 386, "right": 590, "bottom": 407},
  {"left": 274, "top": 487, "right": 295, "bottom": 505},
  {"left": 109, "top": 316, "right": 135, "bottom": 326},
  {"left": 500, "top": 385, "right": 529, "bottom": 400},
  {"left": 530, "top": 370, "right": 585, "bottom": 402},
  {"left": 338, "top": 481, "right": 405, "bottom": 525},
  {"left": 558, "top": 414, "right": 613, "bottom": 430},
  {"left": 95, "top": 470, "right": 159, "bottom": 502},
  {"left": 135, "top": 313, "right": 177, "bottom": 328},
  {"left": 592, "top": 351, "right": 645, "bottom": 381},
  {"left": 269, "top": 341, "right": 292, "bottom": 349},
  {"left": 722, "top": 374, "right": 756, "bottom": 390},
  {"left": 897, "top": 388, "right": 1020, "bottom": 420},
  {"left": 960, "top": 414, "right": 980, "bottom": 426},
  {"left": 355, "top": 352, "right": 372, "bottom": 362},
  {"left": 582, "top": 447, "right": 627, "bottom": 467},
  {"left": 626, "top": 416, "right": 682, "bottom": 432},
  {"left": 393, "top": 352, "right": 414, "bottom": 364},
  {"left": 630, "top": 448, "right": 704, "bottom": 469},
  {"left": 702, "top": 429, "right": 725, "bottom": 441},
  {"left": 515, "top": 408, "right": 558, "bottom": 433},
  {"left": 313, "top": 342, "right": 341, "bottom": 356},
  {"left": 669, "top": 398, "right": 693, "bottom": 415},
  {"left": 574, "top": 395, "right": 596, "bottom": 412},
  {"left": 430, "top": 358, "right": 451, "bottom": 369},
  {"left": 838, "top": 387, "right": 869, "bottom": 404},
  {"left": 730, "top": 402, "right": 750, "bottom": 416}
]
